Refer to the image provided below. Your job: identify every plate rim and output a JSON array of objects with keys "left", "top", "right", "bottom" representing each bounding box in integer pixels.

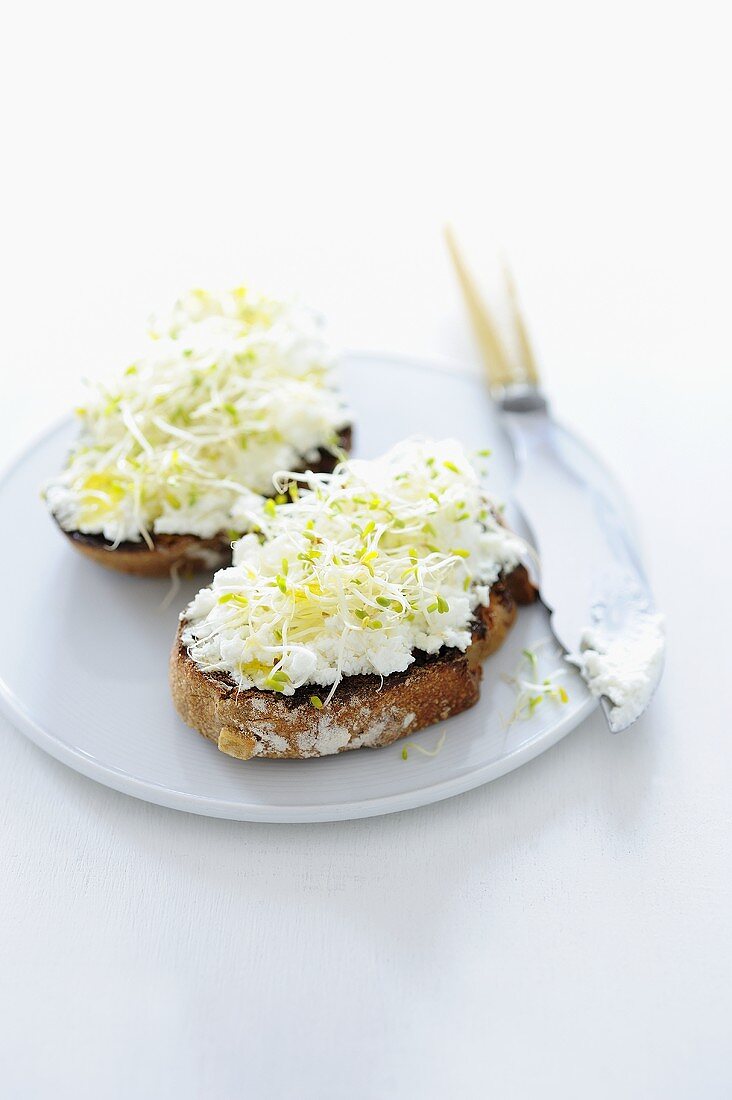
[
  {"left": 0, "top": 673, "right": 597, "bottom": 821},
  {"left": 0, "top": 351, "right": 599, "bottom": 822}
]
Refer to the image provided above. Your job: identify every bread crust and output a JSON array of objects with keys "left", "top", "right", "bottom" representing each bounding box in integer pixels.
[
  {"left": 54, "top": 428, "right": 352, "bottom": 577},
  {"left": 61, "top": 529, "right": 232, "bottom": 577},
  {"left": 169, "top": 568, "right": 536, "bottom": 759}
]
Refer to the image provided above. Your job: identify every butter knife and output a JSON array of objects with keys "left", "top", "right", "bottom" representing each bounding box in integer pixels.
[{"left": 446, "top": 229, "right": 665, "bottom": 731}]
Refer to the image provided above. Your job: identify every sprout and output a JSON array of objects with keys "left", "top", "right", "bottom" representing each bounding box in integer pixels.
[
  {"left": 218, "top": 592, "right": 249, "bottom": 608},
  {"left": 522, "top": 647, "right": 538, "bottom": 670},
  {"left": 401, "top": 730, "right": 447, "bottom": 759},
  {"left": 502, "top": 640, "right": 571, "bottom": 727}
]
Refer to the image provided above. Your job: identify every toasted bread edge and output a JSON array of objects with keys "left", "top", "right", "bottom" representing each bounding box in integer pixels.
[{"left": 170, "top": 571, "right": 535, "bottom": 760}]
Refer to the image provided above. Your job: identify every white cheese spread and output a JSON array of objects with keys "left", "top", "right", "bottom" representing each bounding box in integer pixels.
[
  {"left": 180, "top": 439, "right": 526, "bottom": 699},
  {"left": 45, "top": 287, "right": 348, "bottom": 546}
]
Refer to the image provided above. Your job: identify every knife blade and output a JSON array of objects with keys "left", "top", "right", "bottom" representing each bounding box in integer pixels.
[{"left": 500, "top": 387, "right": 664, "bottom": 732}]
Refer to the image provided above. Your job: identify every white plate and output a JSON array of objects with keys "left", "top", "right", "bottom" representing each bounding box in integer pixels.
[{"left": 0, "top": 352, "right": 597, "bottom": 821}]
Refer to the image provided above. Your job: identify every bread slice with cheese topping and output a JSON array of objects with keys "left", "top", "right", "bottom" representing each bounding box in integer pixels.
[
  {"left": 171, "top": 567, "right": 535, "bottom": 759},
  {"left": 45, "top": 286, "right": 350, "bottom": 575},
  {"left": 170, "top": 439, "right": 536, "bottom": 758}
]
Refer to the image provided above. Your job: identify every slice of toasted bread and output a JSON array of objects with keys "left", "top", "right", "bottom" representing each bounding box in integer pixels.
[
  {"left": 56, "top": 429, "right": 352, "bottom": 576},
  {"left": 170, "top": 568, "right": 536, "bottom": 760}
]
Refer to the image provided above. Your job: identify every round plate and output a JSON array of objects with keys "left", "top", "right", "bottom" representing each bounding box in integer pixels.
[{"left": 0, "top": 353, "right": 597, "bottom": 821}]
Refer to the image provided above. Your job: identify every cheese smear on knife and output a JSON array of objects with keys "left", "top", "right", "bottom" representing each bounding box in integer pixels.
[
  {"left": 570, "top": 614, "right": 665, "bottom": 731},
  {"left": 180, "top": 439, "right": 526, "bottom": 698}
]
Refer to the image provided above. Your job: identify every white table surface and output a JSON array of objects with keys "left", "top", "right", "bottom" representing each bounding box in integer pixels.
[{"left": 2, "top": 2, "right": 730, "bottom": 1096}]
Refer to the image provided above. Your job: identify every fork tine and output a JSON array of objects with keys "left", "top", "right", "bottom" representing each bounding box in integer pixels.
[{"left": 444, "top": 225, "right": 515, "bottom": 390}]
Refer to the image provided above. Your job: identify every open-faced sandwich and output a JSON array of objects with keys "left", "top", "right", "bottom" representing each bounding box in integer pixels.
[
  {"left": 171, "top": 438, "right": 536, "bottom": 759},
  {"left": 44, "top": 287, "right": 350, "bottom": 575}
]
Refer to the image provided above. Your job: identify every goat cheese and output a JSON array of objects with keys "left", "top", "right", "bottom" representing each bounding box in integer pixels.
[
  {"left": 570, "top": 613, "right": 665, "bottom": 731},
  {"left": 45, "top": 286, "right": 347, "bottom": 546},
  {"left": 181, "top": 438, "right": 526, "bottom": 698}
]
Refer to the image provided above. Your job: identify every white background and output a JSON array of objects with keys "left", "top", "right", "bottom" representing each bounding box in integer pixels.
[{"left": 1, "top": 2, "right": 731, "bottom": 1097}]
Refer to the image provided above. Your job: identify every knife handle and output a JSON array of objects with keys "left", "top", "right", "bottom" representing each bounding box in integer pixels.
[{"left": 445, "top": 225, "right": 541, "bottom": 393}]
